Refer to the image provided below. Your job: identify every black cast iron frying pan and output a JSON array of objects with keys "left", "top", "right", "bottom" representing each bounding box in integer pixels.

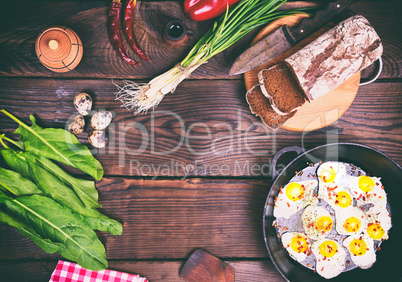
[{"left": 263, "top": 143, "right": 402, "bottom": 281}]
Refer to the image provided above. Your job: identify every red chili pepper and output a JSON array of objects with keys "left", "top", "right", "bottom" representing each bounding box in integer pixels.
[
  {"left": 184, "top": 0, "right": 241, "bottom": 22},
  {"left": 108, "top": 0, "right": 139, "bottom": 65},
  {"left": 123, "top": 0, "right": 150, "bottom": 61}
]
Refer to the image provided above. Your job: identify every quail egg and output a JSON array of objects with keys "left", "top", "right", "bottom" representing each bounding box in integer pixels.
[
  {"left": 343, "top": 234, "right": 376, "bottom": 269},
  {"left": 281, "top": 232, "right": 311, "bottom": 262},
  {"left": 91, "top": 110, "right": 113, "bottom": 130},
  {"left": 273, "top": 179, "right": 318, "bottom": 219},
  {"left": 335, "top": 206, "right": 368, "bottom": 236},
  {"left": 67, "top": 114, "right": 85, "bottom": 135},
  {"left": 88, "top": 130, "right": 108, "bottom": 148},
  {"left": 312, "top": 239, "right": 346, "bottom": 279},
  {"left": 74, "top": 92, "right": 92, "bottom": 116},
  {"left": 301, "top": 205, "right": 334, "bottom": 240}
]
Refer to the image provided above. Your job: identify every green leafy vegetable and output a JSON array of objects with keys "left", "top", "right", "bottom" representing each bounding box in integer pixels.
[
  {"left": 1, "top": 109, "right": 103, "bottom": 180},
  {"left": 2, "top": 150, "right": 122, "bottom": 235},
  {"left": 116, "top": 0, "right": 301, "bottom": 114},
  {"left": 0, "top": 210, "right": 62, "bottom": 254},
  {"left": 0, "top": 192, "right": 108, "bottom": 270},
  {"left": 1, "top": 149, "right": 32, "bottom": 181},
  {"left": 33, "top": 153, "right": 101, "bottom": 209},
  {"left": 0, "top": 110, "right": 123, "bottom": 270},
  {"left": 0, "top": 166, "right": 43, "bottom": 196}
]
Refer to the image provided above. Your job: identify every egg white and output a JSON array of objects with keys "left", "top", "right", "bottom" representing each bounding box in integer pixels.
[
  {"left": 343, "top": 234, "right": 376, "bottom": 269},
  {"left": 312, "top": 239, "right": 346, "bottom": 279},
  {"left": 273, "top": 180, "right": 318, "bottom": 219}
]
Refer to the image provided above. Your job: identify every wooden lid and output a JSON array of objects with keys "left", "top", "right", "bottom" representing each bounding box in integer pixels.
[{"left": 35, "top": 26, "right": 83, "bottom": 73}]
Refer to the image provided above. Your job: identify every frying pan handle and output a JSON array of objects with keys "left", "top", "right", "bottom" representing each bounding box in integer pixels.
[{"left": 271, "top": 146, "right": 304, "bottom": 180}]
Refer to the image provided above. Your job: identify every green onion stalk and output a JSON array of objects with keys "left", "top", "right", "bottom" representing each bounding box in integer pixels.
[{"left": 116, "top": 0, "right": 297, "bottom": 114}]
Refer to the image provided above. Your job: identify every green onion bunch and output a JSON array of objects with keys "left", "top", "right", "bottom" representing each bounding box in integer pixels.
[{"left": 116, "top": 0, "right": 297, "bottom": 114}]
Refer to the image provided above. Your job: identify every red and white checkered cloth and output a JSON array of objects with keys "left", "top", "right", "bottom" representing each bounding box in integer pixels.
[{"left": 50, "top": 260, "right": 148, "bottom": 282}]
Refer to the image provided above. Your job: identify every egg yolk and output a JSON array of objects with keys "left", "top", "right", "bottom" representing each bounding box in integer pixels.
[
  {"left": 349, "top": 239, "right": 367, "bottom": 256},
  {"left": 367, "top": 223, "right": 385, "bottom": 240},
  {"left": 319, "top": 167, "right": 336, "bottom": 183},
  {"left": 286, "top": 183, "right": 304, "bottom": 201},
  {"left": 335, "top": 191, "right": 352, "bottom": 208},
  {"left": 343, "top": 217, "right": 361, "bottom": 233},
  {"left": 358, "top": 176, "right": 375, "bottom": 192},
  {"left": 319, "top": 240, "right": 338, "bottom": 257},
  {"left": 290, "top": 235, "right": 309, "bottom": 253},
  {"left": 317, "top": 216, "right": 333, "bottom": 232}
]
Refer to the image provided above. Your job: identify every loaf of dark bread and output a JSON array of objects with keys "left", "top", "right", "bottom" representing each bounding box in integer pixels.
[
  {"left": 285, "top": 15, "right": 383, "bottom": 102},
  {"left": 258, "top": 63, "right": 306, "bottom": 115},
  {"left": 246, "top": 84, "right": 296, "bottom": 129}
]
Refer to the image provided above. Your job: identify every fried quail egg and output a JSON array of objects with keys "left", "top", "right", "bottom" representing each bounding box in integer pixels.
[
  {"left": 343, "top": 234, "right": 376, "bottom": 269},
  {"left": 281, "top": 232, "right": 311, "bottom": 262},
  {"left": 319, "top": 185, "right": 353, "bottom": 211},
  {"left": 274, "top": 180, "right": 318, "bottom": 219},
  {"left": 301, "top": 205, "right": 334, "bottom": 240},
  {"left": 335, "top": 206, "right": 368, "bottom": 236},
  {"left": 346, "top": 175, "right": 387, "bottom": 209},
  {"left": 312, "top": 239, "right": 346, "bottom": 279},
  {"left": 364, "top": 206, "right": 391, "bottom": 240},
  {"left": 317, "top": 161, "right": 347, "bottom": 189}
]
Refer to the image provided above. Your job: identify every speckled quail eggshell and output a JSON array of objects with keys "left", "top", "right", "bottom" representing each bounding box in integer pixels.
[
  {"left": 67, "top": 114, "right": 85, "bottom": 135},
  {"left": 91, "top": 110, "right": 113, "bottom": 130},
  {"left": 88, "top": 130, "right": 108, "bottom": 148},
  {"left": 74, "top": 92, "right": 92, "bottom": 116}
]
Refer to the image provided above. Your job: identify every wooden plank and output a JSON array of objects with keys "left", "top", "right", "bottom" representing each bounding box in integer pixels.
[
  {"left": 0, "top": 178, "right": 272, "bottom": 260},
  {"left": 0, "top": 78, "right": 401, "bottom": 177},
  {"left": 0, "top": 1, "right": 400, "bottom": 80},
  {"left": 0, "top": 260, "right": 284, "bottom": 282}
]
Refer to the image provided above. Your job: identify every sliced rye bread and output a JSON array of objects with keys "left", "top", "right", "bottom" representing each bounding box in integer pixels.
[
  {"left": 246, "top": 84, "right": 296, "bottom": 129},
  {"left": 258, "top": 63, "right": 306, "bottom": 116}
]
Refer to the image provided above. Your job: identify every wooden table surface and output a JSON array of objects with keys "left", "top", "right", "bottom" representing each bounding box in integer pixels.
[{"left": 0, "top": 0, "right": 401, "bottom": 281}]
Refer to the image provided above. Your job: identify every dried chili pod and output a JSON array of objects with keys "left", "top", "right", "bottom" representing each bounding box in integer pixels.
[
  {"left": 108, "top": 0, "right": 139, "bottom": 65},
  {"left": 123, "top": 0, "right": 150, "bottom": 61}
]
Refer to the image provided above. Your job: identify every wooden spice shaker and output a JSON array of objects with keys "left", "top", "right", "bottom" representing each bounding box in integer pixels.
[{"left": 35, "top": 26, "right": 83, "bottom": 72}]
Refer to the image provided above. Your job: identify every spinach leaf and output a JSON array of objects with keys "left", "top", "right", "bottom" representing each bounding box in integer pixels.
[
  {"left": 1, "top": 149, "right": 32, "bottom": 181},
  {"left": 2, "top": 148, "right": 101, "bottom": 209},
  {"left": 1, "top": 110, "right": 103, "bottom": 180},
  {"left": 34, "top": 154, "right": 101, "bottom": 209},
  {"left": 26, "top": 153, "right": 122, "bottom": 235},
  {"left": 2, "top": 149, "right": 122, "bottom": 235},
  {"left": 0, "top": 210, "right": 61, "bottom": 254},
  {"left": 0, "top": 192, "right": 108, "bottom": 270},
  {"left": 0, "top": 166, "right": 43, "bottom": 196}
]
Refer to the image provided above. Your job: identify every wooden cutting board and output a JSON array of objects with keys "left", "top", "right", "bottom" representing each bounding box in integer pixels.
[{"left": 244, "top": 14, "right": 360, "bottom": 132}]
